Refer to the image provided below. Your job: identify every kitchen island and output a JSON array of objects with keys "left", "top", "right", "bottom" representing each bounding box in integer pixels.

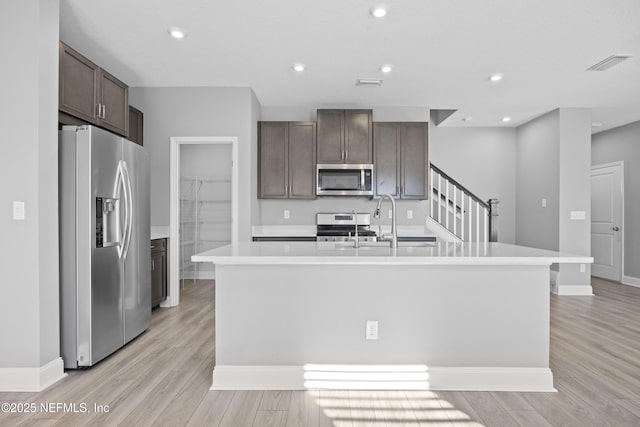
[{"left": 192, "top": 241, "right": 591, "bottom": 392}]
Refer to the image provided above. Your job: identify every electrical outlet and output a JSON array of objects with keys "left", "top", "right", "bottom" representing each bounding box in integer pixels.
[
  {"left": 366, "top": 320, "right": 378, "bottom": 340},
  {"left": 283, "top": 210, "right": 290, "bottom": 219},
  {"left": 407, "top": 210, "right": 413, "bottom": 219},
  {"left": 13, "top": 201, "right": 25, "bottom": 220},
  {"left": 388, "top": 209, "right": 393, "bottom": 219},
  {"left": 542, "top": 198, "right": 547, "bottom": 208},
  {"left": 580, "top": 264, "right": 586, "bottom": 273}
]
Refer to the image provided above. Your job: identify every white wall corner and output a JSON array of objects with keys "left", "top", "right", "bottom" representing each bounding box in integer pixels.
[
  {"left": 622, "top": 275, "right": 640, "bottom": 288},
  {"left": 0, "top": 357, "right": 66, "bottom": 392}
]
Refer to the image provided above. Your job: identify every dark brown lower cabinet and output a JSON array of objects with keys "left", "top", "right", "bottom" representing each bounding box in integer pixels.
[{"left": 151, "top": 238, "right": 167, "bottom": 309}]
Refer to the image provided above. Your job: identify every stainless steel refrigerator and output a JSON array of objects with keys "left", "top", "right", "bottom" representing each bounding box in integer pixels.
[{"left": 59, "top": 125, "right": 150, "bottom": 369}]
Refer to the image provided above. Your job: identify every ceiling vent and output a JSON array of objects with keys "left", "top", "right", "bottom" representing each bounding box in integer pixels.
[
  {"left": 356, "top": 78, "right": 382, "bottom": 87},
  {"left": 587, "top": 55, "right": 631, "bottom": 71}
]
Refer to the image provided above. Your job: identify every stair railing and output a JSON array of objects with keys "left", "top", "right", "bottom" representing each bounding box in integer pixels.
[{"left": 429, "top": 163, "right": 499, "bottom": 243}]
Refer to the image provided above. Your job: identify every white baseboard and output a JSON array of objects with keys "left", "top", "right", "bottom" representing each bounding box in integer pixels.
[
  {"left": 210, "top": 365, "right": 555, "bottom": 392},
  {"left": 622, "top": 275, "right": 640, "bottom": 288},
  {"left": 553, "top": 284, "right": 594, "bottom": 296},
  {"left": 0, "top": 357, "right": 66, "bottom": 392}
]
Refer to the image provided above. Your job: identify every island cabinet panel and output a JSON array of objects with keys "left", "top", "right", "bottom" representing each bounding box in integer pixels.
[
  {"left": 151, "top": 238, "right": 167, "bottom": 308},
  {"left": 317, "top": 109, "right": 372, "bottom": 164},
  {"left": 258, "top": 121, "right": 316, "bottom": 199},
  {"left": 374, "top": 122, "right": 428, "bottom": 199},
  {"left": 59, "top": 41, "right": 129, "bottom": 137}
]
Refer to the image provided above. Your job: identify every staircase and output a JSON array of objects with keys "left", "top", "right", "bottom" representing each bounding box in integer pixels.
[{"left": 427, "top": 163, "right": 498, "bottom": 243}]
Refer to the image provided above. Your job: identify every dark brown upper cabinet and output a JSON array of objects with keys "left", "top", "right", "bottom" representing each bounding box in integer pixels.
[
  {"left": 128, "top": 105, "right": 144, "bottom": 146},
  {"left": 374, "top": 122, "right": 429, "bottom": 199},
  {"left": 317, "top": 109, "right": 372, "bottom": 164},
  {"left": 59, "top": 41, "right": 129, "bottom": 137},
  {"left": 258, "top": 122, "right": 316, "bottom": 199}
]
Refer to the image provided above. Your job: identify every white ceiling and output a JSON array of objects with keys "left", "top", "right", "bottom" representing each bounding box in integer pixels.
[{"left": 60, "top": 0, "right": 640, "bottom": 132}]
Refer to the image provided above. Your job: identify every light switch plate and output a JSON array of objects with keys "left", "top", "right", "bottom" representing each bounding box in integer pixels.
[
  {"left": 570, "top": 211, "right": 586, "bottom": 220},
  {"left": 407, "top": 210, "right": 413, "bottom": 219},
  {"left": 365, "top": 320, "right": 378, "bottom": 340},
  {"left": 283, "top": 210, "right": 290, "bottom": 219},
  {"left": 388, "top": 209, "right": 393, "bottom": 219},
  {"left": 542, "top": 198, "right": 547, "bottom": 208},
  {"left": 13, "top": 201, "right": 25, "bottom": 220}
]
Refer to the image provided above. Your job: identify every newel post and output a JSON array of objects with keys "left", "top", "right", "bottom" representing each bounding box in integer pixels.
[{"left": 488, "top": 199, "right": 499, "bottom": 242}]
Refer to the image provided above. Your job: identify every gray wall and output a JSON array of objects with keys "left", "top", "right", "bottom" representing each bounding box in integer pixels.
[
  {"left": 0, "top": 0, "right": 60, "bottom": 368},
  {"left": 261, "top": 105, "right": 429, "bottom": 123},
  {"left": 516, "top": 110, "right": 560, "bottom": 251},
  {"left": 429, "top": 126, "right": 517, "bottom": 244},
  {"left": 516, "top": 109, "right": 592, "bottom": 291},
  {"left": 592, "top": 120, "right": 640, "bottom": 279},
  {"left": 129, "top": 87, "right": 258, "bottom": 242}
]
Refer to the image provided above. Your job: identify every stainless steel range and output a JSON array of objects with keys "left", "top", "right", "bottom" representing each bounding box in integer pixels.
[{"left": 316, "top": 212, "right": 378, "bottom": 242}]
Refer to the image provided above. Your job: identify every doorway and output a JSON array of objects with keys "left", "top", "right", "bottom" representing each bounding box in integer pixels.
[
  {"left": 168, "top": 137, "right": 238, "bottom": 306},
  {"left": 591, "top": 162, "right": 624, "bottom": 282}
]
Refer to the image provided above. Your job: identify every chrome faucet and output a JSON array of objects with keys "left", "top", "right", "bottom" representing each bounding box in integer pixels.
[
  {"left": 373, "top": 193, "right": 398, "bottom": 249},
  {"left": 351, "top": 210, "right": 359, "bottom": 248}
]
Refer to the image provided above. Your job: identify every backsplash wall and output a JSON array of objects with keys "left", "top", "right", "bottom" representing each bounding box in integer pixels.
[{"left": 259, "top": 198, "right": 431, "bottom": 226}]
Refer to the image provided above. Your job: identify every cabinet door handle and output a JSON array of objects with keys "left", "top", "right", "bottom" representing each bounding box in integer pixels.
[
  {"left": 102, "top": 104, "right": 106, "bottom": 118},
  {"left": 152, "top": 259, "right": 155, "bottom": 270},
  {"left": 96, "top": 103, "right": 101, "bottom": 118}
]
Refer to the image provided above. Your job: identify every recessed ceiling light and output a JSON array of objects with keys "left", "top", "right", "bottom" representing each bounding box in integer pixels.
[
  {"left": 380, "top": 65, "right": 393, "bottom": 73},
  {"left": 371, "top": 7, "right": 388, "bottom": 18},
  {"left": 292, "top": 63, "right": 305, "bottom": 72},
  {"left": 489, "top": 73, "right": 504, "bottom": 82},
  {"left": 168, "top": 28, "right": 186, "bottom": 39},
  {"left": 461, "top": 117, "right": 472, "bottom": 122},
  {"left": 502, "top": 116, "right": 511, "bottom": 123},
  {"left": 591, "top": 122, "right": 603, "bottom": 127}
]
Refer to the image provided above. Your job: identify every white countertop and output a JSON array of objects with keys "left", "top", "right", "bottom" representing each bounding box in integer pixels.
[
  {"left": 192, "top": 241, "right": 593, "bottom": 266},
  {"left": 151, "top": 226, "right": 170, "bottom": 240}
]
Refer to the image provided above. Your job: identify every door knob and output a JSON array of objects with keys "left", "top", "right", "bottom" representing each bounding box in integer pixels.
[{"left": 613, "top": 226, "right": 620, "bottom": 231}]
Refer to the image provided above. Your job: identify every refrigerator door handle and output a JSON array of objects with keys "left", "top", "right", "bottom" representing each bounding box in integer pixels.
[
  {"left": 114, "top": 161, "right": 125, "bottom": 258},
  {"left": 122, "top": 160, "right": 134, "bottom": 260},
  {"left": 115, "top": 160, "right": 131, "bottom": 259}
]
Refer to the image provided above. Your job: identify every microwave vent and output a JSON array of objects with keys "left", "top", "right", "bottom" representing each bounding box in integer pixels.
[
  {"left": 356, "top": 79, "right": 383, "bottom": 87},
  {"left": 586, "top": 55, "right": 631, "bottom": 71}
]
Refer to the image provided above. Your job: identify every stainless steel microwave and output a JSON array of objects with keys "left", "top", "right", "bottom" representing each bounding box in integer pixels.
[{"left": 316, "top": 164, "right": 374, "bottom": 196}]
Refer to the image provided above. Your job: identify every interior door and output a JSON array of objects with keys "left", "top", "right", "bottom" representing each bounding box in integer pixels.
[{"left": 591, "top": 163, "right": 623, "bottom": 281}]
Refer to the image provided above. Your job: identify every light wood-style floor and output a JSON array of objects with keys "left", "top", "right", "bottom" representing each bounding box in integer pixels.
[{"left": 2, "top": 277, "right": 640, "bottom": 426}]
